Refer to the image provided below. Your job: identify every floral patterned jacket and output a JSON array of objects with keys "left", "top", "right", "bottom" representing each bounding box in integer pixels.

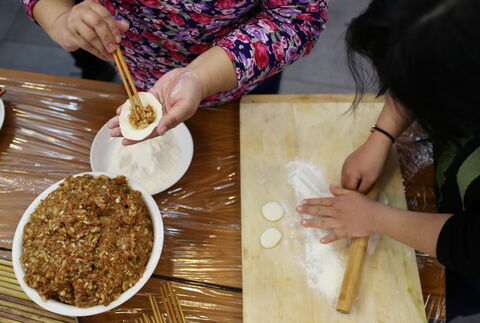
[{"left": 21, "top": 0, "right": 327, "bottom": 106}]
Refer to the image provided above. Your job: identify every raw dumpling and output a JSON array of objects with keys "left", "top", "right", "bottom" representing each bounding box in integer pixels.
[{"left": 119, "top": 92, "right": 163, "bottom": 141}]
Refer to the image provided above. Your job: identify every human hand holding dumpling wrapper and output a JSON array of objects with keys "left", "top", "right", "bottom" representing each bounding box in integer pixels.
[{"left": 108, "top": 68, "right": 203, "bottom": 145}]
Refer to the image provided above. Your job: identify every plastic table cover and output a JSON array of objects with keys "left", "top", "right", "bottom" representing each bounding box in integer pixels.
[{"left": 0, "top": 68, "right": 444, "bottom": 322}]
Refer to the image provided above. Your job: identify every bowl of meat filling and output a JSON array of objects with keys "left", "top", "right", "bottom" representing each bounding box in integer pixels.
[{"left": 12, "top": 172, "right": 163, "bottom": 317}]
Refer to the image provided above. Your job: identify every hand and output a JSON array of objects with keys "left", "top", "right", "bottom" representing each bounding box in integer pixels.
[
  {"left": 108, "top": 67, "right": 204, "bottom": 145},
  {"left": 49, "top": 0, "right": 129, "bottom": 60},
  {"left": 297, "top": 185, "right": 383, "bottom": 243},
  {"left": 341, "top": 137, "right": 390, "bottom": 193}
]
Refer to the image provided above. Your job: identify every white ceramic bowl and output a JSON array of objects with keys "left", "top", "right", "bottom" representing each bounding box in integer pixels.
[
  {"left": 90, "top": 123, "right": 194, "bottom": 195},
  {"left": 12, "top": 171, "right": 164, "bottom": 317}
]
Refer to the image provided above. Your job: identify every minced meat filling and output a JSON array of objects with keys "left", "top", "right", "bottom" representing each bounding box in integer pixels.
[{"left": 21, "top": 175, "right": 153, "bottom": 307}]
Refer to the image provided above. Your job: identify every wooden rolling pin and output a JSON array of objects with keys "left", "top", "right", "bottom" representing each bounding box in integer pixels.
[{"left": 336, "top": 185, "right": 381, "bottom": 314}]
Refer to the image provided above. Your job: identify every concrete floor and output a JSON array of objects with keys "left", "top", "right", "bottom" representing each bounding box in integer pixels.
[{"left": 0, "top": 0, "right": 372, "bottom": 94}]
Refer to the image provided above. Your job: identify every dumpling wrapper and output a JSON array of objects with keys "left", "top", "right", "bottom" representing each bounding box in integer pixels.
[
  {"left": 119, "top": 92, "right": 163, "bottom": 141},
  {"left": 260, "top": 227, "right": 282, "bottom": 249}
]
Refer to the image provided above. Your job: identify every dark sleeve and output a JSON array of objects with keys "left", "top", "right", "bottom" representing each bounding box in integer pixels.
[{"left": 436, "top": 211, "right": 480, "bottom": 274}]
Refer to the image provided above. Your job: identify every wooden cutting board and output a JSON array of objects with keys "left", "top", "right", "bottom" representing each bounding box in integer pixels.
[{"left": 240, "top": 95, "right": 426, "bottom": 323}]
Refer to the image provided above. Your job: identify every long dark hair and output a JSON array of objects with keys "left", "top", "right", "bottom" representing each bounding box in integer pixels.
[{"left": 346, "top": 0, "right": 480, "bottom": 140}]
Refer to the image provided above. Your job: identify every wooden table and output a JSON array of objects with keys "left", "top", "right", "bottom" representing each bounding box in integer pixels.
[{"left": 0, "top": 69, "right": 445, "bottom": 322}]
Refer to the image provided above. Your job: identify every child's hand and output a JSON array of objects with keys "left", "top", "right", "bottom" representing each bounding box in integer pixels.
[
  {"left": 50, "top": 0, "right": 128, "bottom": 60},
  {"left": 341, "top": 137, "right": 390, "bottom": 193},
  {"left": 108, "top": 67, "right": 203, "bottom": 145},
  {"left": 297, "top": 185, "right": 382, "bottom": 243}
]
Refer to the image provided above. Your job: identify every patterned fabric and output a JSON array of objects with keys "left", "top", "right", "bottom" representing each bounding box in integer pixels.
[{"left": 20, "top": 0, "right": 327, "bottom": 106}]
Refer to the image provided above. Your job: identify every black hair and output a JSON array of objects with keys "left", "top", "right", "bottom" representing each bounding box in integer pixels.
[{"left": 346, "top": 0, "right": 480, "bottom": 140}]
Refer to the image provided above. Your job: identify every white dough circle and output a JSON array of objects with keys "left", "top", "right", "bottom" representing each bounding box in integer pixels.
[
  {"left": 261, "top": 201, "right": 284, "bottom": 222},
  {"left": 260, "top": 227, "right": 282, "bottom": 249},
  {"left": 119, "top": 92, "right": 163, "bottom": 141}
]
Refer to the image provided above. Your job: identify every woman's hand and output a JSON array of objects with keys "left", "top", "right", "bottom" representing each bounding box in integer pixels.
[
  {"left": 47, "top": 0, "right": 128, "bottom": 60},
  {"left": 297, "top": 185, "right": 384, "bottom": 243},
  {"left": 341, "top": 137, "right": 390, "bottom": 193},
  {"left": 108, "top": 67, "right": 204, "bottom": 145}
]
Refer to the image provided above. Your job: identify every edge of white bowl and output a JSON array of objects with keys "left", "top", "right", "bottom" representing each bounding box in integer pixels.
[{"left": 12, "top": 171, "right": 163, "bottom": 317}]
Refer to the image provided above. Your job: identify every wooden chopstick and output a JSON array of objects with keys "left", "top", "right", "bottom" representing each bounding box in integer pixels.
[
  {"left": 167, "top": 282, "right": 186, "bottom": 323},
  {"left": 148, "top": 295, "right": 164, "bottom": 323},
  {"left": 0, "top": 299, "right": 74, "bottom": 323},
  {"left": 113, "top": 45, "right": 145, "bottom": 119}
]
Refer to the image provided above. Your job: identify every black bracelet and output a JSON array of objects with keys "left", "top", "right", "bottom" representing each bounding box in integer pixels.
[{"left": 370, "top": 125, "right": 395, "bottom": 144}]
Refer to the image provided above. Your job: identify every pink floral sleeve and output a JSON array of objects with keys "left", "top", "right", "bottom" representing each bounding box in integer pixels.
[
  {"left": 216, "top": 0, "right": 328, "bottom": 90},
  {"left": 20, "top": 0, "right": 39, "bottom": 20}
]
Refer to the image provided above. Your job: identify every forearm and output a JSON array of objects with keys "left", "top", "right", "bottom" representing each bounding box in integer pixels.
[
  {"left": 375, "top": 95, "right": 415, "bottom": 138},
  {"left": 32, "top": 0, "right": 73, "bottom": 36},
  {"left": 187, "top": 46, "right": 238, "bottom": 98},
  {"left": 373, "top": 203, "right": 452, "bottom": 256}
]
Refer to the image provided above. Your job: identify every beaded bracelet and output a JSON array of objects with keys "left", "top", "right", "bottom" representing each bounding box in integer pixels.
[{"left": 370, "top": 124, "right": 395, "bottom": 144}]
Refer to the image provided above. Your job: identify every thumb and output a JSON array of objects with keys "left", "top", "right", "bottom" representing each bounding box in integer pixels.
[
  {"left": 156, "top": 106, "right": 184, "bottom": 136},
  {"left": 330, "top": 184, "right": 350, "bottom": 196}
]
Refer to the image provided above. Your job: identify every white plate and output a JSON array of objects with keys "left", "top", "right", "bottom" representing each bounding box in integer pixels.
[
  {"left": 12, "top": 171, "right": 164, "bottom": 317},
  {"left": 90, "top": 123, "right": 194, "bottom": 195},
  {"left": 0, "top": 98, "right": 5, "bottom": 131}
]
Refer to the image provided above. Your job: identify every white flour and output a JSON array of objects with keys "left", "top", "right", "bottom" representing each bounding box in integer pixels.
[
  {"left": 286, "top": 161, "right": 346, "bottom": 304},
  {"left": 107, "top": 131, "right": 180, "bottom": 194}
]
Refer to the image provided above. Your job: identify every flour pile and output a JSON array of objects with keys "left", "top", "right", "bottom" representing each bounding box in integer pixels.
[
  {"left": 107, "top": 131, "right": 180, "bottom": 194},
  {"left": 287, "top": 161, "right": 346, "bottom": 304}
]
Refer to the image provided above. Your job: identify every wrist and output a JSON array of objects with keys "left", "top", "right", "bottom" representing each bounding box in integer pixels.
[
  {"left": 367, "top": 127, "right": 394, "bottom": 151},
  {"left": 370, "top": 202, "right": 390, "bottom": 234},
  {"left": 186, "top": 46, "right": 237, "bottom": 98},
  {"left": 185, "top": 66, "right": 208, "bottom": 101},
  {"left": 34, "top": 0, "right": 73, "bottom": 36}
]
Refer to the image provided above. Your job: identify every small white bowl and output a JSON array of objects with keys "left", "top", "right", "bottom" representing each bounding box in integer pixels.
[
  {"left": 90, "top": 123, "right": 194, "bottom": 195},
  {"left": 12, "top": 171, "right": 164, "bottom": 317}
]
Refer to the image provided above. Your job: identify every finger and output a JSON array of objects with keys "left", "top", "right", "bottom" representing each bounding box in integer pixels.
[
  {"left": 70, "top": 28, "right": 107, "bottom": 59},
  {"left": 296, "top": 205, "right": 335, "bottom": 217},
  {"left": 75, "top": 22, "right": 111, "bottom": 59},
  {"left": 107, "top": 116, "right": 119, "bottom": 129},
  {"left": 330, "top": 184, "right": 352, "bottom": 197},
  {"left": 301, "top": 217, "right": 338, "bottom": 230},
  {"left": 116, "top": 106, "right": 122, "bottom": 115},
  {"left": 342, "top": 173, "right": 361, "bottom": 191},
  {"left": 320, "top": 232, "right": 341, "bottom": 244},
  {"left": 80, "top": 9, "right": 116, "bottom": 54},
  {"left": 116, "top": 19, "right": 130, "bottom": 33},
  {"left": 357, "top": 178, "right": 373, "bottom": 194},
  {"left": 89, "top": 2, "right": 122, "bottom": 45},
  {"left": 302, "top": 197, "right": 335, "bottom": 206},
  {"left": 109, "top": 127, "right": 122, "bottom": 137}
]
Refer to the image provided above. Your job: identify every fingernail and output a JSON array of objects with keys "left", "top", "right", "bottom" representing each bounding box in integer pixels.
[
  {"left": 108, "top": 43, "right": 115, "bottom": 52},
  {"left": 116, "top": 35, "right": 121, "bottom": 43},
  {"left": 301, "top": 219, "right": 307, "bottom": 225},
  {"left": 296, "top": 206, "right": 302, "bottom": 212}
]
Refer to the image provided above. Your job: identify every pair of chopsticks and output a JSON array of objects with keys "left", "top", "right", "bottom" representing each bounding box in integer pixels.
[
  {"left": 112, "top": 45, "right": 145, "bottom": 120},
  {"left": 136, "top": 282, "right": 186, "bottom": 323},
  {"left": 0, "top": 258, "right": 76, "bottom": 323}
]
